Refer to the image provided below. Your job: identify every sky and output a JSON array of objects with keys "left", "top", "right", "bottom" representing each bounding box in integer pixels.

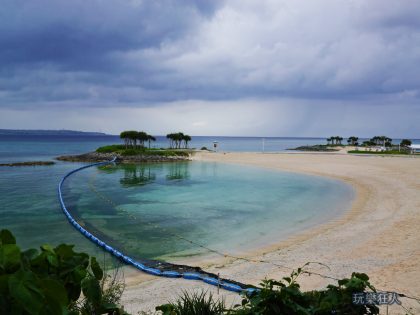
[{"left": 0, "top": 0, "right": 419, "bottom": 137}]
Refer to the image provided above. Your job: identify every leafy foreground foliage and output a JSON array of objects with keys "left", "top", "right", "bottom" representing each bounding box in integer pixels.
[
  {"left": 96, "top": 144, "right": 191, "bottom": 157},
  {"left": 157, "top": 291, "right": 225, "bottom": 315},
  {"left": 0, "top": 229, "right": 128, "bottom": 315},
  {"left": 157, "top": 265, "right": 379, "bottom": 315}
]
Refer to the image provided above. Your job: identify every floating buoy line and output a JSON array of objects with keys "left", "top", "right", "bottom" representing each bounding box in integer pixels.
[{"left": 58, "top": 158, "right": 257, "bottom": 294}]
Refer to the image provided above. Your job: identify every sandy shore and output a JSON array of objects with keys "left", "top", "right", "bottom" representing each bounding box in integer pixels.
[{"left": 121, "top": 151, "right": 420, "bottom": 314}]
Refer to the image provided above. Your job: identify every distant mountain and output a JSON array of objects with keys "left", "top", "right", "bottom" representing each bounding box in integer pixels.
[{"left": 0, "top": 129, "right": 109, "bottom": 136}]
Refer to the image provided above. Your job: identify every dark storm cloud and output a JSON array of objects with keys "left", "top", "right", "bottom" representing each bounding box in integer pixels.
[
  {"left": 0, "top": 0, "right": 221, "bottom": 69},
  {"left": 0, "top": 0, "right": 419, "bottom": 110}
]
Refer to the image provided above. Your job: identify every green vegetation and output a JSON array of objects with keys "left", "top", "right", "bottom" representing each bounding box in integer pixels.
[
  {"left": 120, "top": 131, "right": 155, "bottom": 149},
  {"left": 367, "top": 136, "right": 392, "bottom": 147},
  {"left": 118, "top": 130, "right": 192, "bottom": 150},
  {"left": 347, "top": 136, "right": 359, "bottom": 146},
  {"left": 96, "top": 144, "right": 191, "bottom": 157},
  {"left": 157, "top": 291, "right": 225, "bottom": 315},
  {"left": 156, "top": 264, "right": 379, "bottom": 315},
  {"left": 0, "top": 229, "right": 127, "bottom": 315},
  {"left": 326, "top": 136, "right": 344, "bottom": 146},
  {"left": 400, "top": 139, "right": 412, "bottom": 147},
  {"left": 289, "top": 145, "right": 338, "bottom": 152},
  {"left": 167, "top": 132, "right": 192, "bottom": 149},
  {"left": 1, "top": 229, "right": 396, "bottom": 314}
]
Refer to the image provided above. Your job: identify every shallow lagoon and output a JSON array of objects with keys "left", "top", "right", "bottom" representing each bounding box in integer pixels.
[
  {"left": 61, "top": 161, "right": 354, "bottom": 262},
  {"left": 0, "top": 135, "right": 354, "bottom": 264}
]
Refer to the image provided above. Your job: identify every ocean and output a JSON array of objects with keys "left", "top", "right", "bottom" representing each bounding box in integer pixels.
[{"left": 0, "top": 134, "right": 389, "bottom": 264}]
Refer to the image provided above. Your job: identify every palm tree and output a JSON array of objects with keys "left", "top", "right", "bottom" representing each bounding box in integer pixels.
[
  {"left": 337, "top": 136, "right": 343, "bottom": 145},
  {"left": 136, "top": 131, "right": 148, "bottom": 147},
  {"left": 174, "top": 132, "right": 184, "bottom": 149},
  {"left": 166, "top": 133, "right": 174, "bottom": 148},
  {"left": 327, "top": 137, "right": 332, "bottom": 146},
  {"left": 122, "top": 130, "right": 138, "bottom": 148},
  {"left": 183, "top": 134, "right": 191, "bottom": 148},
  {"left": 370, "top": 136, "right": 378, "bottom": 145},
  {"left": 347, "top": 136, "right": 359, "bottom": 146},
  {"left": 120, "top": 131, "right": 130, "bottom": 149},
  {"left": 400, "top": 139, "right": 412, "bottom": 147},
  {"left": 147, "top": 135, "right": 156, "bottom": 148}
]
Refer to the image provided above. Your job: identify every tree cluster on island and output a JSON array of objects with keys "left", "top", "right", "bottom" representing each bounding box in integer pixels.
[
  {"left": 120, "top": 131, "right": 156, "bottom": 149},
  {"left": 119, "top": 131, "right": 192, "bottom": 150},
  {"left": 361, "top": 136, "right": 393, "bottom": 147},
  {"left": 327, "top": 136, "right": 412, "bottom": 149},
  {"left": 326, "top": 136, "right": 344, "bottom": 145},
  {"left": 166, "top": 132, "right": 192, "bottom": 149}
]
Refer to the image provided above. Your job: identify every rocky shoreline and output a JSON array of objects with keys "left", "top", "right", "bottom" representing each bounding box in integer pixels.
[
  {"left": 56, "top": 151, "right": 191, "bottom": 163},
  {"left": 287, "top": 145, "right": 339, "bottom": 152},
  {"left": 0, "top": 161, "right": 55, "bottom": 167}
]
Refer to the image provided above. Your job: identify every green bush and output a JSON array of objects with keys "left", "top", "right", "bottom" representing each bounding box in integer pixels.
[
  {"left": 96, "top": 145, "right": 127, "bottom": 153},
  {"left": 156, "top": 291, "right": 225, "bottom": 315},
  {"left": 96, "top": 145, "right": 190, "bottom": 157},
  {"left": 156, "top": 264, "right": 379, "bottom": 315},
  {"left": 120, "top": 149, "right": 140, "bottom": 156},
  {"left": 0, "top": 229, "right": 128, "bottom": 315}
]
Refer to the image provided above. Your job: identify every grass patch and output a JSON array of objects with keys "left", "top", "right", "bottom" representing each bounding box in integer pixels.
[{"left": 96, "top": 144, "right": 191, "bottom": 157}]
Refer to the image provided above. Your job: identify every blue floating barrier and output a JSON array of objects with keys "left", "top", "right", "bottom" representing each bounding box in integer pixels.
[
  {"left": 221, "top": 283, "right": 243, "bottom": 293},
  {"left": 203, "top": 277, "right": 219, "bottom": 285},
  {"left": 145, "top": 268, "right": 163, "bottom": 276},
  {"left": 183, "top": 273, "right": 202, "bottom": 280},
  {"left": 57, "top": 157, "right": 256, "bottom": 295},
  {"left": 162, "top": 271, "right": 181, "bottom": 278}
]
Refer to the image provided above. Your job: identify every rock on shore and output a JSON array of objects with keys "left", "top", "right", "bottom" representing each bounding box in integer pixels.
[
  {"left": 287, "top": 145, "right": 339, "bottom": 152},
  {"left": 56, "top": 151, "right": 191, "bottom": 163},
  {"left": 0, "top": 161, "right": 55, "bottom": 167}
]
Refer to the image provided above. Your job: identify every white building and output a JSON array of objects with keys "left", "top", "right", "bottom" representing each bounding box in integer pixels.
[{"left": 409, "top": 144, "right": 420, "bottom": 153}]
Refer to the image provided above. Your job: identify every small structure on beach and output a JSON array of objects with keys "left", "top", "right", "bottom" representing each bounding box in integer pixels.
[
  {"left": 213, "top": 141, "right": 219, "bottom": 152},
  {"left": 409, "top": 144, "right": 420, "bottom": 154}
]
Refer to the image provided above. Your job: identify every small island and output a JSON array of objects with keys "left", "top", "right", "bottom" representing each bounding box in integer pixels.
[
  {"left": 56, "top": 131, "right": 194, "bottom": 163},
  {"left": 287, "top": 145, "right": 339, "bottom": 152},
  {"left": 288, "top": 136, "right": 417, "bottom": 155}
]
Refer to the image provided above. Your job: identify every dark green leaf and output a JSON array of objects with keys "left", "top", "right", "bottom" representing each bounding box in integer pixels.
[
  {"left": 0, "top": 274, "right": 9, "bottom": 294},
  {"left": 23, "top": 248, "right": 39, "bottom": 261},
  {"left": 47, "top": 254, "right": 59, "bottom": 267},
  {"left": 0, "top": 244, "right": 21, "bottom": 272},
  {"left": 41, "top": 244, "right": 54, "bottom": 253},
  {"left": 90, "top": 257, "right": 103, "bottom": 281},
  {"left": 8, "top": 270, "right": 44, "bottom": 315},
  {"left": 41, "top": 278, "right": 68, "bottom": 314},
  {"left": 0, "top": 230, "right": 16, "bottom": 245},
  {"left": 81, "top": 276, "right": 102, "bottom": 305}
]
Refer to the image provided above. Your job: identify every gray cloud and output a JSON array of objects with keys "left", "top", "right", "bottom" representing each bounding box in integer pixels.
[{"left": 0, "top": 0, "right": 419, "bottom": 136}]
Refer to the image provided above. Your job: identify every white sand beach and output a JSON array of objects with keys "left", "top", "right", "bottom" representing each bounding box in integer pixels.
[{"left": 121, "top": 151, "right": 420, "bottom": 314}]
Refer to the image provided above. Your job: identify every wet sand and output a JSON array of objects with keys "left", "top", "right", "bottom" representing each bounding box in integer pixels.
[{"left": 121, "top": 151, "right": 420, "bottom": 314}]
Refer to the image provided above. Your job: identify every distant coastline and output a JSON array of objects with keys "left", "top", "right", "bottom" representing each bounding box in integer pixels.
[{"left": 0, "top": 129, "right": 108, "bottom": 136}]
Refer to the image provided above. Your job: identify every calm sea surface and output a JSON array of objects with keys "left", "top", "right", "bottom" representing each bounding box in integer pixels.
[{"left": 0, "top": 134, "right": 391, "bottom": 263}]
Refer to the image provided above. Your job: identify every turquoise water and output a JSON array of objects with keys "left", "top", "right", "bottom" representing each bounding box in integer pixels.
[
  {"left": 63, "top": 161, "right": 354, "bottom": 261},
  {"left": 0, "top": 136, "right": 355, "bottom": 264}
]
